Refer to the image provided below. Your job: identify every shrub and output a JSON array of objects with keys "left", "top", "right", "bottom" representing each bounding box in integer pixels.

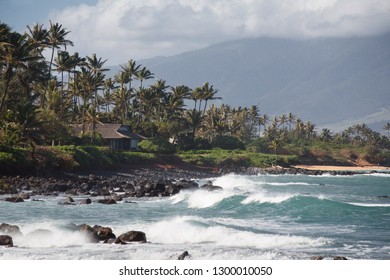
[
  {"left": 211, "top": 135, "right": 245, "bottom": 150},
  {"left": 139, "top": 138, "right": 176, "bottom": 154}
]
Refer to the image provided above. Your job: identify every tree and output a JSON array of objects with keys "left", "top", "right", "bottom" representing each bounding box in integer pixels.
[
  {"left": 185, "top": 109, "right": 205, "bottom": 142},
  {"left": 384, "top": 122, "right": 390, "bottom": 138},
  {"left": 120, "top": 59, "right": 140, "bottom": 91},
  {"left": 47, "top": 21, "right": 73, "bottom": 78},
  {"left": 135, "top": 66, "right": 153, "bottom": 89},
  {"left": 86, "top": 53, "right": 108, "bottom": 111},
  {"left": 0, "top": 32, "right": 40, "bottom": 112},
  {"left": 201, "top": 82, "right": 220, "bottom": 113},
  {"left": 54, "top": 50, "right": 73, "bottom": 97},
  {"left": 26, "top": 23, "right": 48, "bottom": 55}
]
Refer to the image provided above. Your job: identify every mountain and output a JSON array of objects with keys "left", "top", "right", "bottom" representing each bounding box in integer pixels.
[{"left": 137, "top": 34, "right": 390, "bottom": 130}]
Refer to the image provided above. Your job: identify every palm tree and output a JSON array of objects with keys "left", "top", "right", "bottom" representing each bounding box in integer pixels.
[
  {"left": 0, "top": 32, "right": 40, "bottom": 112},
  {"left": 120, "top": 59, "right": 140, "bottom": 91},
  {"left": 384, "top": 122, "right": 390, "bottom": 138},
  {"left": 54, "top": 50, "right": 73, "bottom": 97},
  {"left": 185, "top": 109, "right": 205, "bottom": 142},
  {"left": 191, "top": 86, "right": 203, "bottom": 111},
  {"left": 135, "top": 66, "right": 154, "bottom": 89},
  {"left": 320, "top": 128, "right": 332, "bottom": 142},
  {"left": 103, "top": 78, "right": 118, "bottom": 113},
  {"left": 26, "top": 23, "right": 48, "bottom": 55},
  {"left": 86, "top": 53, "right": 108, "bottom": 111},
  {"left": 47, "top": 21, "right": 73, "bottom": 78},
  {"left": 287, "top": 112, "right": 296, "bottom": 131},
  {"left": 150, "top": 79, "right": 169, "bottom": 121},
  {"left": 201, "top": 82, "right": 220, "bottom": 113}
]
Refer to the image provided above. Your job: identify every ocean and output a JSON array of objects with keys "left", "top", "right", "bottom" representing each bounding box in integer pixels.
[{"left": 1, "top": 172, "right": 389, "bottom": 260}]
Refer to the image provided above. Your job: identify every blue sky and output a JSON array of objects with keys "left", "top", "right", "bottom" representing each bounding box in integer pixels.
[
  {"left": 1, "top": 0, "right": 390, "bottom": 64},
  {"left": 0, "top": 0, "right": 97, "bottom": 31}
]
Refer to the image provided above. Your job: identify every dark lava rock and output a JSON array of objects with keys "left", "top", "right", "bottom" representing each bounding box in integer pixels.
[
  {"left": 0, "top": 235, "right": 13, "bottom": 247},
  {"left": 97, "top": 198, "right": 117, "bottom": 205},
  {"left": 115, "top": 231, "right": 147, "bottom": 244},
  {"left": 5, "top": 197, "right": 24, "bottom": 203},
  {"left": 0, "top": 223, "right": 23, "bottom": 237}
]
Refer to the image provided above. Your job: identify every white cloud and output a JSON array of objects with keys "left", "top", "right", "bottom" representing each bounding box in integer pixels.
[{"left": 48, "top": 0, "right": 390, "bottom": 64}]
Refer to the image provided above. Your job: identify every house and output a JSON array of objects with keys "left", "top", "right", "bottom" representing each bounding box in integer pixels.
[{"left": 72, "top": 123, "right": 146, "bottom": 150}]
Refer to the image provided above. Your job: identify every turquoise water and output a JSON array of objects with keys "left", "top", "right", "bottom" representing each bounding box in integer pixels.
[{"left": 1, "top": 172, "right": 389, "bottom": 259}]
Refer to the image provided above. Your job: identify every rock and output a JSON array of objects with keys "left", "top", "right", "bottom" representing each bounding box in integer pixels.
[
  {"left": 115, "top": 231, "right": 147, "bottom": 244},
  {"left": 19, "top": 192, "right": 30, "bottom": 199},
  {"left": 200, "top": 181, "right": 223, "bottom": 191},
  {"left": 79, "top": 198, "right": 92, "bottom": 205},
  {"left": 5, "top": 197, "right": 24, "bottom": 203},
  {"left": 44, "top": 182, "right": 71, "bottom": 193},
  {"left": 58, "top": 196, "right": 75, "bottom": 205},
  {"left": 333, "top": 256, "right": 348, "bottom": 260},
  {"left": 0, "top": 223, "right": 22, "bottom": 237},
  {"left": 0, "top": 235, "right": 13, "bottom": 247},
  {"left": 310, "top": 256, "right": 324, "bottom": 260},
  {"left": 178, "top": 251, "right": 190, "bottom": 260},
  {"left": 92, "top": 225, "right": 116, "bottom": 242},
  {"left": 77, "top": 224, "right": 99, "bottom": 243},
  {"left": 97, "top": 198, "right": 117, "bottom": 205},
  {"left": 176, "top": 180, "right": 199, "bottom": 190}
]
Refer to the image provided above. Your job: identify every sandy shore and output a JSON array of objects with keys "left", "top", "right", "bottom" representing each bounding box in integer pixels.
[{"left": 293, "top": 165, "right": 390, "bottom": 171}]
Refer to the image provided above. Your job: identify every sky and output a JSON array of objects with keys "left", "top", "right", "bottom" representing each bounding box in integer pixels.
[{"left": 1, "top": 0, "right": 390, "bottom": 64}]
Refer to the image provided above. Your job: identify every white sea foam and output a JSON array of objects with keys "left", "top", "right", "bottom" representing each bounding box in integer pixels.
[
  {"left": 266, "top": 182, "right": 314, "bottom": 186},
  {"left": 347, "top": 202, "right": 390, "bottom": 207},
  {"left": 143, "top": 216, "right": 327, "bottom": 250},
  {"left": 241, "top": 192, "right": 295, "bottom": 204}
]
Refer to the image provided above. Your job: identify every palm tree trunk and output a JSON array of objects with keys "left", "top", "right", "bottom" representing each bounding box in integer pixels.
[{"left": 0, "top": 78, "right": 11, "bottom": 112}]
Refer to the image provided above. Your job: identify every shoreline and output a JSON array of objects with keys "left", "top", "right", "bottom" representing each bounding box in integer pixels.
[{"left": 292, "top": 165, "right": 390, "bottom": 172}]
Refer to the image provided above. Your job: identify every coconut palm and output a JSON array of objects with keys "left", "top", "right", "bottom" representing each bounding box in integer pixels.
[
  {"left": 120, "top": 59, "right": 140, "bottom": 91},
  {"left": 384, "top": 122, "right": 390, "bottom": 138},
  {"left": 103, "top": 78, "right": 118, "bottom": 113},
  {"left": 201, "top": 82, "right": 220, "bottom": 113},
  {"left": 86, "top": 53, "right": 108, "bottom": 111},
  {"left": 185, "top": 109, "right": 205, "bottom": 141},
  {"left": 135, "top": 66, "right": 154, "bottom": 89},
  {"left": 26, "top": 23, "right": 48, "bottom": 55},
  {"left": 54, "top": 50, "right": 73, "bottom": 96},
  {"left": 0, "top": 32, "right": 40, "bottom": 112},
  {"left": 47, "top": 21, "right": 73, "bottom": 78}
]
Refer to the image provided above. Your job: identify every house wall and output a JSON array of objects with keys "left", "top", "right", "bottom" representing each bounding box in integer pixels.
[{"left": 109, "top": 139, "right": 138, "bottom": 150}]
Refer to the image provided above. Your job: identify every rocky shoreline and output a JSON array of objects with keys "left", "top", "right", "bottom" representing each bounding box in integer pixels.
[{"left": 1, "top": 166, "right": 387, "bottom": 199}]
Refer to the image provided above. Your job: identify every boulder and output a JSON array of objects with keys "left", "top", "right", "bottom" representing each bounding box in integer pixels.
[
  {"left": 44, "top": 182, "right": 71, "bottom": 193},
  {"left": 77, "top": 224, "right": 99, "bottom": 243},
  {"left": 5, "top": 197, "right": 24, "bottom": 203},
  {"left": 333, "top": 256, "right": 348, "bottom": 260},
  {"left": 79, "top": 198, "right": 92, "bottom": 205},
  {"left": 92, "top": 225, "right": 116, "bottom": 241},
  {"left": 0, "top": 223, "right": 22, "bottom": 237},
  {"left": 115, "top": 231, "right": 147, "bottom": 244},
  {"left": 178, "top": 251, "right": 190, "bottom": 260},
  {"left": 200, "top": 182, "right": 223, "bottom": 191},
  {"left": 97, "top": 198, "right": 117, "bottom": 205},
  {"left": 19, "top": 192, "right": 30, "bottom": 200},
  {"left": 58, "top": 196, "right": 75, "bottom": 205},
  {"left": 176, "top": 180, "right": 199, "bottom": 190},
  {"left": 0, "top": 235, "right": 13, "bottom": 247}
]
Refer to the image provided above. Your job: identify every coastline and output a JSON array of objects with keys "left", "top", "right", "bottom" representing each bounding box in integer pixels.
[{"left": 292, "top": 165, "right": 390, "bottom": 172}]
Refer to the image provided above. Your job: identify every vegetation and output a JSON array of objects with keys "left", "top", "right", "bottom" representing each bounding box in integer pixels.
[{"left": 1, "top": 20, "right": 389, "bottom": 175}]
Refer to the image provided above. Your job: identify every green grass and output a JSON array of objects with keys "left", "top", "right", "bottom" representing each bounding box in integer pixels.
[
  {"left": 178, "top": 149, "right": 298, "bottom": 168},
  {"left": 0, "top": 145, "right": 156, "bottom": 175}
]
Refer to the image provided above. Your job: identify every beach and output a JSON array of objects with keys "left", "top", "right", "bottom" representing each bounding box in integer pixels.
[{"left": 293, "top": 165, "right": 390, "bottom": 172}]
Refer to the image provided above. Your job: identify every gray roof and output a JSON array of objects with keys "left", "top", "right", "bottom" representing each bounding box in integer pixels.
[{"left": 72, "top": 124, "right": 146, "bottom": 140}]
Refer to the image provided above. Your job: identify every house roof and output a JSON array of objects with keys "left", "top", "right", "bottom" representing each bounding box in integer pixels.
[{"left": 72, "top": 123, "right": 146, "bottom": 140}]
